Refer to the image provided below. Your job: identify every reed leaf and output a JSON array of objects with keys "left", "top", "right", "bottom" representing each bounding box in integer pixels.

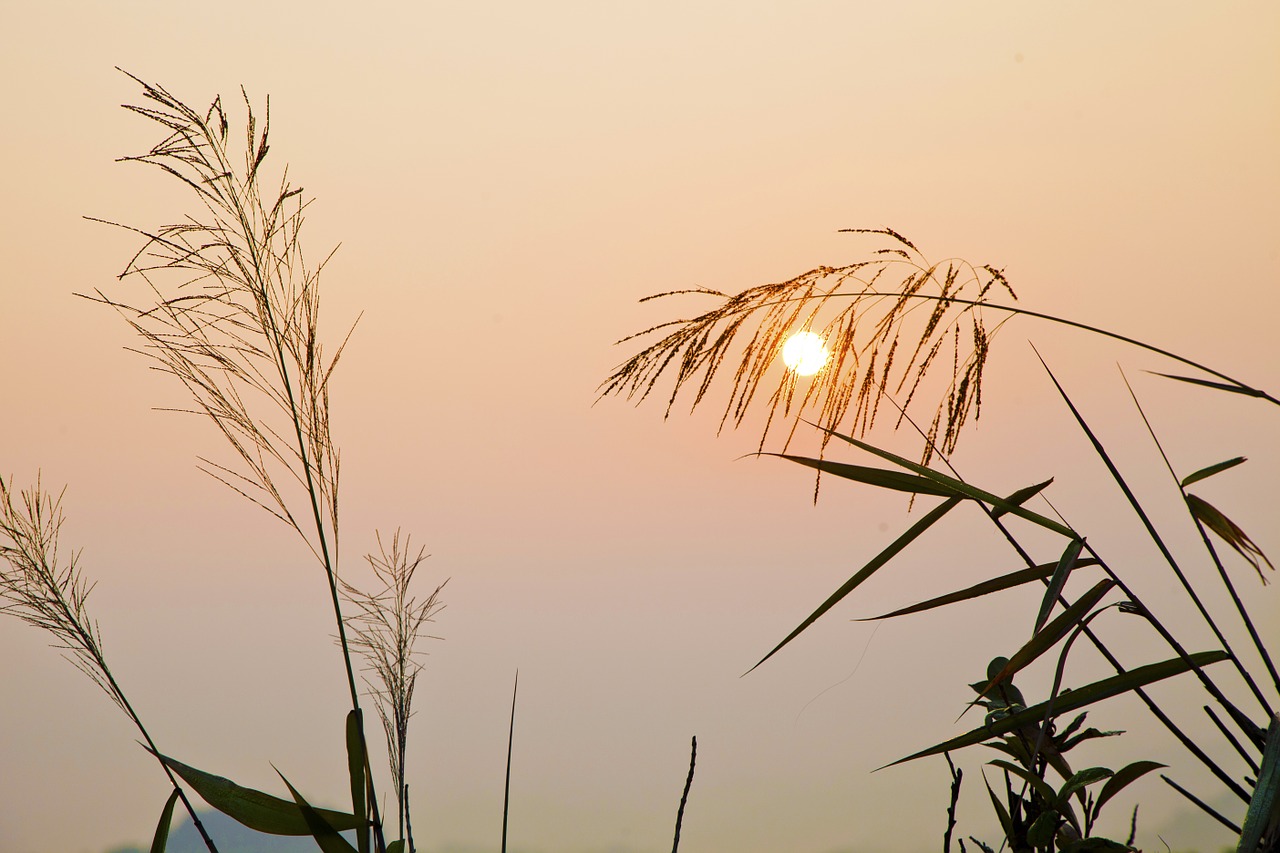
[
  {"left": 150, "top": 788, "right": 181, "bottom": 853},
  {"left": 1035, "top": 538, "right": 1087, "bottom": 636},
  {"left": 855, "top": 558, "right": 1100, "bottom": 621},
  {"left": 1237, "top": 714, "right": 1280, "bottom": 853},
  {"left": 747, "top": 495, "right": 963, "bottom": 674},
  {"left": 881, "top": 650, "right": 1230, "bottom": 768},
  {"left": 150, "top": 749, "right": 364, "bottom": 835},
  {"left": 278, "top": 771, "right": 360, "bottom": 853},
  {"left": 1186, "top": 494, "right": 1275, "bottom": 584},
  {"left": 1181, "top": 457, "right": 1248, "bottom": 488}
]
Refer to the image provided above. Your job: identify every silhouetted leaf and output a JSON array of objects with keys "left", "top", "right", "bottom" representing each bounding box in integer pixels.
[
  {"left": 149, "top": 788, "right": 181, "bottom": 853},
  {"left": 147, "top": 748, "right": 364, "bottom": 835},
  {"left": 1151, "top": 372, "right": 1266, "bottom": 398},
  {"left": 817, "top": 428, "right": 1076, "bottom": 538},
  {"left": 1180, "top": 456, "right": 1246, "bottom": 487},
  {"left": 976, "top": 579, "right": 1115, "bottom": 705},
  {"left": 1036, "top": 539, "right": 1087, "bottom": 635},
  {"left": 1092, "top": 761, "right": 1165, "bottom": 819},
  {"left": 881, "top": 651, "right": 1229, "bottom": 768},
  {"left": 1186, "top": 494, "right": 1274, "bottom": 582},
  {"left": 991, "top": 478, "right": 1053, "bottom": 520},
  {"left": 346, "top": 710, "right": 369, "bottom": 853},
  {"left": 747, "top": 496, "right": 963, "bottom": 673},
  {"left": 772, "top": 454, "right": 958, "bottom": 497},
  {"left": 1058, "top": 767, "right": 1113, "bottom": 805},
  {"left": 1237, "top": 714, "right": 1280, "bottom": 853},
  {"left": 386, "top": 843, "right": 405, "bottom": 853},
  {"left": 278, "top": 771, "right": 359, "bottom": 853},
  {"left": 856, "top": 558, "right": 1099, "bottom": 621}
]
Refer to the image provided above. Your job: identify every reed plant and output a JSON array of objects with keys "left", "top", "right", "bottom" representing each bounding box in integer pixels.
[
  {"left": 602, "top": 229, "right": 1279, "bottom": 852},
  {"left": 3, "top": 73, "right": 449, "bottom": 853}
]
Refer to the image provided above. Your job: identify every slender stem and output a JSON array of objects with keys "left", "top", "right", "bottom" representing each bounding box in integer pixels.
[
  {"left": 501, "top": 671, "right": 518, "bottom": 853},
  {"left": 672, "top": 736, "right": 698, "bottom": 853}
]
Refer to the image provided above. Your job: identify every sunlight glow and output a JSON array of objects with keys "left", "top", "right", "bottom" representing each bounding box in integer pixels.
[{"left": 781, "top": 331, "right": 831, "bottom": 376}]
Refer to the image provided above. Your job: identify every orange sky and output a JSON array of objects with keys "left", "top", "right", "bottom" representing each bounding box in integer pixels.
[{"left": 2, "top": 4, "right": 1278, "bottom": 853}]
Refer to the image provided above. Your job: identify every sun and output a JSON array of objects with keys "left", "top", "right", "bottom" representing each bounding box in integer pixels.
[{"left": 781, "top": 331, "right": 831, "bottom": 376}]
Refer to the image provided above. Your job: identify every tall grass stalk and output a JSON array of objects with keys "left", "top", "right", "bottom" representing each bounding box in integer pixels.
[
  {"left": 0, "top": 476, "right": 220, "bottom": 852},
  {"left": 342, "top": 531, "right": 446, "bottom": 849}
]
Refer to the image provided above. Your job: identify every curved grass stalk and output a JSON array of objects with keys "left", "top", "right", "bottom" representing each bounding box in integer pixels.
[
  {"left": 600, "top": 229, "right": 1278, "bottom": 467},
  {"left": 0, "top": 477, "right": 220, "bottom": 852},
  {"left": 85, "top": 72, "right": 385, "bottom": 842}
]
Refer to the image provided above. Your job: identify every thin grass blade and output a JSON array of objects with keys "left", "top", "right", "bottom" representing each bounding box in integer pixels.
[
  {"left": 1092, "top": 761, "right": 1166, "bottom": 819},
  {"left": 1151, "top": 372, "right": 1266, "bottom": 398},
  {"left": 346, "top": 710, "right": 369, "bottom": 853},
  {"left": 817, "top": 427, "right": 1076, "bottom": 538},
  {"left": 856, "top": 558, "right": 1100, "bottom": 621},
  {"left": 747, "top": 495, "right": 963, "bottom": 674},
  {"left": 991, "top": 478, "right": 1053, "bottom": 520},
  {"left": 149, "top": 788, "right": 182, "bottom": 853},
  {"left": 148, "top": 749, "right": 364, "bottom": 834},
  {"left": 975, "top": 578, "right": 1115, "bottom": 704},
  {"left": 771, "top": 454, "right": 958, "bottom": 497},
  {"left": 1237, "top": 714, "right": 1280, "bottom": 853},
  {"left": 1035, "top": 538, "right": 1087, "bottom": 635},
  {"left": 502, "top": 671, "right": 518, "bottom": 853},
  {"left": 1181, "top": 457, "right": 1247, "bottom": 488},
  {"left": 880, "top": 650, "right": 1229, "bottom": 768},
  {"left": 277, "top": 771, "right": 359, "bottom": 853}
]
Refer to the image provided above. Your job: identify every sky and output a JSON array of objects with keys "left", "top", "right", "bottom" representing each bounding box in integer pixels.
[{"left": 1, "top": 3, "right": 1278, "bottom": 853}]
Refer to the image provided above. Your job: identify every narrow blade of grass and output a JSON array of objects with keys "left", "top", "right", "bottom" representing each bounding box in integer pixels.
[
  {"left": 1035, "top": 538, "right": 1087, "bottom": 635},
  {"left": 147, "top": 748, "right": 364, "bottom": 834},
  {"left": 1237, "top": 714, "right": 1280, "bottom": 853},
  {"left": 502, "top": 671, "right": 518, "bottom": 853},
  {"left": 277, "top": 771, "right": 359, "bottom": 853},
  {"left": 345, "top": 710, "right": 369, "bottom": 853},
  {"left": 149, "top": 788, "right": 182, "bottom": 853},
  {"left": 855, "top": 558, "right": 1100, "bottom": 621},
  {"left": 746, "top": 495, "right": 963, "bottom": 674},
  {"left": 1150, "top": 372, "right": 1267, "bottom": 398},
  {"left": 815, "top": 426, "right": 1076, "bottom": 538},
  {"left": 880, "top": 650, "right": 1229, "bottom": 769},
  {"left": 975, "top": 578, "right": 1115, "bottom": 704},
  {"left": 769, "top": 454, "right": 958, "bottom": 497},
  {"left": 1181, "top": 457, "right": 1247, "bottom": 488}
]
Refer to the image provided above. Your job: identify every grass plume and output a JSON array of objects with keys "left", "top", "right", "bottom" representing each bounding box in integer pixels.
[{"left": 342, "top": 530, "right": 446, "bottom": 848}]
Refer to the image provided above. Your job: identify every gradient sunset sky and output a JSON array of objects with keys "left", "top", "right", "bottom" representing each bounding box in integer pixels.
[{"left": 2, "top": 4, "right": 1277, "bottom": 853}]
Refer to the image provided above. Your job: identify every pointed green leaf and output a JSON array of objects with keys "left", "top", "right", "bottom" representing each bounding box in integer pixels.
[
  {"left": 1237, "top": 714, "right": 1280, "bottom": 853},
  {"left": 1027, "top": 810, "right": 1062, "bottom": 848},
  {"left": 346, "top": 710, "right": 369, "bottom": 853},
  {"left": 1036, "top": 539, "right": 1088, "bottom": 635},
  {"left": 1092, "top": 761, "right": 1165, "bottom": 819},
  {"left": 992, "top": 478, "right": 1054, "bottom": 520},
  {"left": 1151, "top": 372, "right": 1266, "bottom": 398},
  {"left": 855, "top": 558, "right": 1100, "bottom": 621},
  {"left": 988, "top": 759, "right": 1058, "bottom": 804},
  {"left": 773, "top": 454, "right": 959, "bottom": 497},
  {"left": 149, "top": 788, "right": 181, "bottom": 853},
  {"left": 818, "top": 428, "right": 1076, "bottom": 538},
  {"left": 747, "top": 496, "right": 963, "bottom": 673},
  {"left": 976, "top": 579, "right": 1115, "bottom": 704},
  {"left": 278, "top": 771, "right": 359, "bottom": 853},
  {"left": 147, "top": 748, "right": 364, "bottom": 835},
  {"left": 1180, "top": 457, "right": 1247, "bottom": 488},
  {"left": 880, "top": 650, "right": 1229, "bottom": 769},
  {"left": 1186, "top": 494, "right": 1275, "bottom": 582},
  {"left": 981, "top": 772, "right": 1014, "bottom": 841},
  {"left": 1058, "top": 767, "right": 1113, "bottom": 805}
]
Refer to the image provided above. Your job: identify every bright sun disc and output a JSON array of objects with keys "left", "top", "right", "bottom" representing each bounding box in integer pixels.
[{"left": 781, "top": 331, "right": 831, "bottom": 376}]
